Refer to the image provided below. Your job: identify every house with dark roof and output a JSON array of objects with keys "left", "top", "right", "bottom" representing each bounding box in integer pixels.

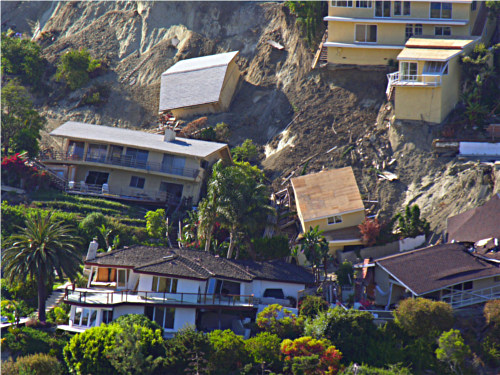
[
  {"left": 357, "top": 243, "right": 500, "bottom": 310},
  {"left": 159, "top": 51, "right": 241, "bottom": 118},
  {"left": 39, "top": 121, "right": 231, "bottom": 205},
  {"left": 447, "top": 193, "right": 500, "bottom": 261},
  {"left": 60, "top": 243, "right": 313, "bottom": 336}
]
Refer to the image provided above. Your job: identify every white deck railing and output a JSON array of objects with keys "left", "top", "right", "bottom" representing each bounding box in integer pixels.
[
  {"left": 441, "top": 284, "right": 500, "bottom": 309},
  {"left": 386, "top": 71, "right": 443, "bottom": 98}
]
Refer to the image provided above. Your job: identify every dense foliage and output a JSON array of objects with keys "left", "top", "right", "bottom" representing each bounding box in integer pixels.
[
  {"left": 56, "top": 48, "right": 102, "bottom": 90},
  {"left": 393, "top": 298, "right": 454, "bottom": 337},
  {"left": 257, "top": 304, "right": 305, "bottom": 339},
  {"left": 231, "top": 139, "right": 259, "bottom": 163},
  {"left": 1, "top": 81, "right": 46, "bottom": 157},
  {"left": 1, "top": 34, "right": 45, "bottom": 88},
  {"left": 393, "top": 204, "right": 430, "bottom": 238},
  {"left": 2, "top": 353, "right": 64, "bottom": 375},
  {"left": 299, "top": 295, "right": 329, "bottom": 319}
]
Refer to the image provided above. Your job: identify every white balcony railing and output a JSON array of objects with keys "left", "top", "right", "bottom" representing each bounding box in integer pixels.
[
  {"left": 387, "top": 71, "right": 443, "bottom": 87},
  {"left": 441, "top": 284, "right": 500, "bottom": 309}
]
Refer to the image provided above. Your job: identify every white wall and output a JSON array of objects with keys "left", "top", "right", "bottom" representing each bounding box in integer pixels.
[
  {"left": 138, "top": 274, "right": 154, "bottom": 291},
  {"left": 399, "top": 235, "right": 426, "bottom": 252},
  {"left": 128, "top": 271, "right": 140, "bottom": 290},
  {"left": 113, "top": 305, "right": 145, "bottom": 319},
  {"left": 178, "top": 279, "right": 203, "bottom": 294}
]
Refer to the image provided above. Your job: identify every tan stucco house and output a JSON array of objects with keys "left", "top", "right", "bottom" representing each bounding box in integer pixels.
[
  {"left": 291, "top": 167, "right": 366, "bottom": 255},
  {"left": 40, "top": 121, "right": 231, "bottom": 205}
]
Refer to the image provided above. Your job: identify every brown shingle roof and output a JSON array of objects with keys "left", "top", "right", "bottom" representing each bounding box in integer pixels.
[
  {"left": 291, "top": 167, "right": 365, "bottom": 222},
  {"left": 376, "top": 243, "right": 500, "bottom": 295},
  {"left": 447, "top": 194, "right": 500, "bottom": 243},
  {"left": 86, "top": 246, "right": 313, "bottom": 284}
]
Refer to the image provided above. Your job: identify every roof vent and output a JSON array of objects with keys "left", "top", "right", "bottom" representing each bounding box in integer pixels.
[
  {"left": 163, "top": 254, "right": 176, "bottom": 261},
  {"left": 164, "top": 128, "right": 176, "bottom": 142}
]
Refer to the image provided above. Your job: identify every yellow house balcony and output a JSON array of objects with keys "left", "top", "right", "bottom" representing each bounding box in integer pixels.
[
  {"left": 387, "top": 71, "right": 442, "bottom": 87},
  {"left": 39, "top": 150, "right": 200, "bottom": 181}
]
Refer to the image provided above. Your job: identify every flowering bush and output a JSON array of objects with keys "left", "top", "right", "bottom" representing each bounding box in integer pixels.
[
  {"left": 1, "top": 153, "right": 49, "bottom": 191},
  {"left": 281, "top": 336, "right": 342, "bottom": 375}
]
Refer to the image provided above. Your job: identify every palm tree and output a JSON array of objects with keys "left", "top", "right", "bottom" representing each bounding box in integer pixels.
[
  {"left": 2, "top": 211, "right": 82, "bottom": 322},
  {"left": 299, "top": 226, "right": 329, "bottom": 283}
]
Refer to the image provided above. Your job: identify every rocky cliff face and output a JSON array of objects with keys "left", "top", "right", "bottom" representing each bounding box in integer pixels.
[{"left": 3, "top": 1, "right": 498, "bottom": 235}]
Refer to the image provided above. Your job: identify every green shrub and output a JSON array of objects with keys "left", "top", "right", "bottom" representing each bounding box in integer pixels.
[
  {"left": 56, "top": 48, "right": 102, "bottom": 90},
  {"left": 245, "top": 332, "right": 283, "bottom": 373},
  {"left": 299, "top": 295, "right": 329, "bottom": 319},
  {"left": 114, "top": 314, "right": 162, "bottom": 333},
  {"left": 231, "top": 139, "right": 259, "bottom": 162},
  {"left": 256, "top": 304, "right": 305, "bottom": 339},
  {"left": 3, "top": 327, "right": 67, "bottom": 358},
  {"left": 252, "top": 235, "right": 290, "bottom": 260},
  {"left": 208, "top": 329, "right": 250, "bottom": 374},
  {"left": 435, "top": 329, "right": 471, "bottom": 375},
  {"left": 304, "top": 307, "right": 377, "bottom": 364},
  {"left": 394, "top": 298, "right": 454, "bottom": 338},
  {"left": 2, "top": 353, "right": 64, "bottom": 375},
  {"left": 46, "top": 306, "right": 69, "bottom": 325},
  {"left": 1, "top": 33, "right": 45, "bottom": 89},
  {"left": 33, "top": 201, "right": 122, "bottom": 216},
  {"left": 164, "top": 325, "right": 212, "bottom": 375}
]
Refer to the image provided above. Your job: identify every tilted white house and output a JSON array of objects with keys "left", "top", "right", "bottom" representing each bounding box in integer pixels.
[{"left": 60, "top": 244, "right": 314, "bottom": 336}]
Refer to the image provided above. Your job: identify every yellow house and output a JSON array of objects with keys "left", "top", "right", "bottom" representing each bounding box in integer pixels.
[
  {"left": 324, "top": 0, "right": 485, "bottom": 66},
  {"left": 40, "top": 121, "right": 231, "bottom": 205},
  {"left": 159, "top": 51, "right": 241, "bottom": 119},
  {"left": 387, "top": 35, "right": 477, "bottom": 123},
  {"left": 291, "top": 167, "right": 366, "bottom": 255}
]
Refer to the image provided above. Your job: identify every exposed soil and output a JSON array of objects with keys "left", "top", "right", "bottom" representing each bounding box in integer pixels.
[{"left": 3, "top": 1, "right": 499, "bottom": 234}]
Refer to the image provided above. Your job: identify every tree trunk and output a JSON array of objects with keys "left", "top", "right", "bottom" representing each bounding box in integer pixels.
[
  {"left": 226, "top": 232, "right": 235, "bottom": 259},
  {"left": 204, "top": 231, "right": 212, "bottom": 252},
  {"left": 37, "top": 272, "right": 47, "bottom": 322}
]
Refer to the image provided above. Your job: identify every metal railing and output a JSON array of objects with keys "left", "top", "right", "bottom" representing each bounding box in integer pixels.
[
  {"left": 67, "top": 182, "right": 181, "bottom": 203},
  {"left": 441, "top": 285, "right": 500, "bottom": 309},
  {"left": 39, "top": 151, "right": 200, "bottom": 179},
  {"left": 387, "top": 71, "right": 442, "bottom": 87},
  {"left": 63, "top": 288, "right": 255, "bottom": 307}
]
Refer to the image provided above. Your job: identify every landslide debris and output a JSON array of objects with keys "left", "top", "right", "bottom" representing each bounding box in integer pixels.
[{"left": 3, "top": 1, "right": 498, "bottom": 233}]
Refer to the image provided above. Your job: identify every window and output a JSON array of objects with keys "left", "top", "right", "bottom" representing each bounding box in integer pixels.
[
  {"left": 145, "top": 306, "right": 175, "bottom": 329},
  {"left": 355, "top": 24, "right": 377, "bottom": 42},
  {"left": 327, "top": 215, "right": 343, "bottom": 225},
  {"left": 405, "top": 24, "right": 413, "bottom": 40},
  {"left": 430, "top": 2, "right": 452, "bottom": 19},
  {"left": 129, "top": 176, "right": 145, "bottom": 189},
  {"left": 263, "top": 289, "right": 285, "bottom": 299},
  {"left": 332, "top": 0, "right": 353, "bottom": 6},
  {"left": 159, "top": 182, "right": 184, "bottom": 200},
  {"left": 108, "top": 145, "right": 123, "bottom": 162},
  {"left": 414, "top": 24, "right": 423, "bottom": 36},
  {"left": 400, "top": 61, "right": 418, "bottom": 81},
  {"left": 85, "top": 171, "right": 109, "bottom": 185},
  {"left": 375, "top": 1, "right": 391, "bottom": 17},
  {"left": 162, "top": 154, "right": 186, "bottom": 176},
  {"left": 102, "top": 310, "right": 113, "bottom": 324},
  {"left": 403, "top": 1, "right": 411, "bottom": 15},
  {"left": 394, "top": 1, "right": 402, "bottom": 15},
  {"left": 73, "top": 307, "right": 98, "bottom": 327},
  {"left": 67, "top": 141, "right": 84, "bottom": 159},
  {"left": 356, "top": 1, "right": 371, "bottom": 8},
  {"left": 471, "top": 1, "right": 477, "bottom": 11},
  {"left": 86, "top": 143, "right": 107, "bottom": 162},
  {"left": 125, "top": 147, "right": 149, "bottom": 167},
  {"left": 435, "top": 26, "right": 451, "bottom": 36},
  {"left": 152, "top": 277, "right": 178, "bottom": 293},
  {"left": 117, "top": 269, "right": 128, "bottom": 288},
  {"left": 423, "top": 61, "right": 448, "bottom": 74}
]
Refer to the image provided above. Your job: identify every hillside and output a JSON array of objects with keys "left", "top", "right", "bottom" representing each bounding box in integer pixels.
[{"left": 3, "top": 1, "right": 499, "bottom": 235}]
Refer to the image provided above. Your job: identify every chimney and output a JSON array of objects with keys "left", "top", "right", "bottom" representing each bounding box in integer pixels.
[
  {"left": 164, "top": 128, "right": 175, "bottom": 142},
  {"left": 86, "top": 238, "right": 99, "bottom": 261}
]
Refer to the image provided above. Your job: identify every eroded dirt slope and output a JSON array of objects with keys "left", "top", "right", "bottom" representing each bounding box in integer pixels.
[{"left": 3, "top": 1, "right": 498, "bottom": 234}]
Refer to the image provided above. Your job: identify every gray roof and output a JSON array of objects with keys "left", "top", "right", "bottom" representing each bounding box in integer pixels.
[
  {"left": 159, "top": 51, "right": 239, "bottom": 112},
  {"left": 87, "top": 246, "right": 314, "bottom": 284},
  {"left": 50, "top": 121, "right": 228, "bottom": 159}
]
